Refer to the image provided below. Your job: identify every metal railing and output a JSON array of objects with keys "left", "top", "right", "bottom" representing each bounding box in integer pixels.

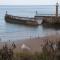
[{"left": 35, "top": 14, "right": 60, "bottom": 16}]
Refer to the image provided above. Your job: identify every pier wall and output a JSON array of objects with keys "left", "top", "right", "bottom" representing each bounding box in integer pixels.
[
  {"left": 35, "top": 16, "right": 60, "bottom": 24},
  {"left": 43, "top": 16, "right": 60, "bottom": 24}
]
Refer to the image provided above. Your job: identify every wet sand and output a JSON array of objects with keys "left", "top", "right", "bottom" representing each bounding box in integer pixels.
[{"left": 0, "top": 34, "right": 60, "bottom": 53}]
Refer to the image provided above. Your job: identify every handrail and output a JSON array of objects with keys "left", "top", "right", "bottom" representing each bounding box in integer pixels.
[{"left": 35, "top": 14, "right": 60, "bottom": 16}]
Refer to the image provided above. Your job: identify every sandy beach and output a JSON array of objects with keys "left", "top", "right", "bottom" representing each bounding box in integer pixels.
[{"left": 0, "top": 34, "right": 60, "bottom": 53}]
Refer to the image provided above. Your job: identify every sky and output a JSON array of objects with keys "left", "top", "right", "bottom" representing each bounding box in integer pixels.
[{"left": 0, "top": 0, "right": 59, "bottom": 5}]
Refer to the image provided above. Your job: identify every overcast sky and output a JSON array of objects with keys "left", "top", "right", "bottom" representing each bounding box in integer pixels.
[{"left": 0, "top": 0, "right": 59, "bottom": 5}]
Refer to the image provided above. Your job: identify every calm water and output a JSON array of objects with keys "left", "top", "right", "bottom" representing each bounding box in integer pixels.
[{"left": 0, "top": 5, "right": 60, "bottom": 42}]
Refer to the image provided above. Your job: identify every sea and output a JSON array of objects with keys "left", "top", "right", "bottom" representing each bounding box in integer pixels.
[{"left": 0, "top": 5, "right": 60, "bottom": 42}]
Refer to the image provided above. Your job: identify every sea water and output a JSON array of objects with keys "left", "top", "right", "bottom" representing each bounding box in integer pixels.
[{"left": 0, "top": 5, "right": 60, "bottom": 42}]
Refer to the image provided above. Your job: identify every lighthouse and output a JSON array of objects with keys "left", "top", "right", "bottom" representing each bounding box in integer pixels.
[{"left": 56, "top": 2, "right": 59, "bottom": 17}]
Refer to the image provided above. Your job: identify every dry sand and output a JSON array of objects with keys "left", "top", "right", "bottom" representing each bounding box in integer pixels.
[{"left": 0, "top": 34, "right": 60, "bottom": 53}]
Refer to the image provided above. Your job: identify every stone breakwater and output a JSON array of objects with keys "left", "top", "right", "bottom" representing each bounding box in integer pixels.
[
  {"left": 35, "top": 16, "right": 60, "bottom": 25},
  {"left": 43, "top": 16, "right": 60, "bottom": 24}
]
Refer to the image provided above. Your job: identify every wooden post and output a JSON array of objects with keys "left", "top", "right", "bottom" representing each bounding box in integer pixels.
[{"left": 6, "top": 11, "right": 7, "bottom": 15}]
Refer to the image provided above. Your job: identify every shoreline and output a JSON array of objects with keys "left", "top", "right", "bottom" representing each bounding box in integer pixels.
[{"left": 0, "top": 34, "right": 60, "bottom": 52}]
